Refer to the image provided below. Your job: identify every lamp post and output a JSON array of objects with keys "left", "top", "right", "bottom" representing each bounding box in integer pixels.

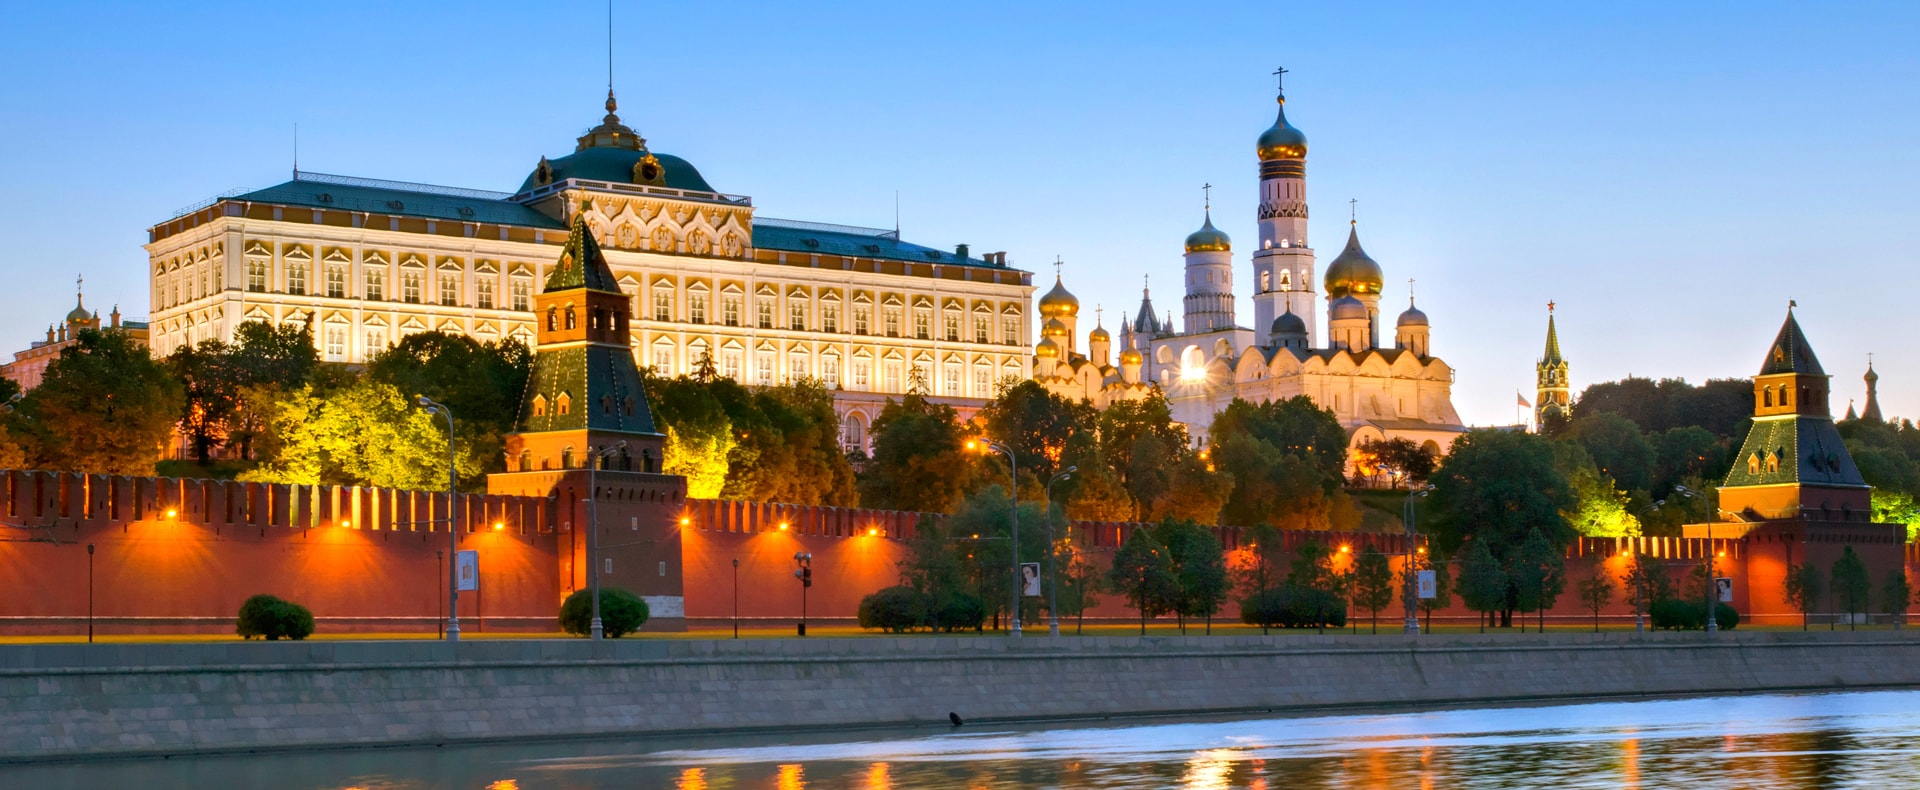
[
  {"left": 85, "top": 543, "right": 95, "bottom": 643},
  {"left": 1673, "top": 485, "right": 1720, "bottom": 634},
  {"left": 793, "top": 552, "right": 813, "bottom": 636},
  {"left": 1401, "top": 485, "right": 1431, "bottom": 634},
  {"left": 585, "top": 441, "right": 627, "bottom": 640},
  {"left": 1045, "top": 467, "right": 1077, "bottom": 637},
  {"left": 969, "top": 439, "right": 1021, "bottom": 637},
  {"left": 416, "top": 396, "right": 460, "bottom": 642},
  {"left": 732, "top": 558, "right": 740, "bottom": 639}
]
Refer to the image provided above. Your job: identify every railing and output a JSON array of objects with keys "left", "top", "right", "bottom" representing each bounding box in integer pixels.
[
  {"left": 513, "top": 178, "right": 751, "bottom": 207},
  {"left": 756, "top": 217, "right": 899, "bottom": 239},
  {"left": 165, "top": 187, "right": 255, "bottom": 223},
  {"left": 293, "top": 170, "right": 516, "bottom": 201}
]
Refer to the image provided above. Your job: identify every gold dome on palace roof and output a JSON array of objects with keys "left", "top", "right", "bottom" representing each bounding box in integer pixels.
[
  {"left": 1257, "top": 93, "right": 1309, "bottom": 162},
  {"left": 1324, "top": 222, "right": 1384, "bottom": 298},
  {"left": 1184, "top": 210, "right": 1232, "bottom": 254},
  {"left": 1120, "top": 347, "right": 1144, "bottom": 365},
  {"left": 1038, "top": 275, "right": 1079, "bottom": 317}
]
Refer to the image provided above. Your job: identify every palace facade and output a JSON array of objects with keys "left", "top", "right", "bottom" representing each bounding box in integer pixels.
[
  {"left": 144, "top": 91, "right": 1033, "bottom": 451},
  {"left": 1034, "top": 83, "right": 1466, "bottom": 465}
]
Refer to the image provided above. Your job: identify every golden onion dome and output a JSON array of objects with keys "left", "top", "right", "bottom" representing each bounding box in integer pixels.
[
  {"left": 1035, "top": 337, "right": 1061, "bottom": 358},
  {"left": 1038, "top": 275, "right": 1080, "bottom": 317},
  {"left": 1043, "top": 317, "right": 1070, "bottom": 338},
  {"left": 1257, "top": 93, "right": 1308, "bottom": 161},
  {"left": 1324, "top": 222, "right": 1385, "bottom": 298},
  {"left": 1089, "top": 324, "right": 1111, "bottom": 342},
  {"left": 1120, "top": 348, "right": 1144, "bottom": 365},
  {"left": 1183, "top": 211, "right": 1232, "bottom": 254}
]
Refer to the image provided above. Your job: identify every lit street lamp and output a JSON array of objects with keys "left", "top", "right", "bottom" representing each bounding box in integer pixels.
[
  {"left": 1402, "top": 484, "right": 1432, "bottom": 634},
  {"left": 793, "top": 552, "right": 813, "bottom": 636},
  {"left": 968, "top": 439, "right": 1021, "bottom": 637},
  {"left": 585, "top": 442, "right": 628, "bottom": 640},
  {"left": 416, "top": 396, "right": 461, "bottom": 642},
  {"left": 85, "top": 543, "right": 95, "bottom": 643},
  {"left": 1045, "top": 466, "right": 1076, "bottom": 637}
]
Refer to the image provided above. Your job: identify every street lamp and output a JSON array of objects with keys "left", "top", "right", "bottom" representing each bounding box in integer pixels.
[
  {"left": 585, "top": 441, "right": 628, "bottom": 640},
  {"left": 1402, "top": 484, "right": 1432, "bottom": 634},
  {"left": 1045, "top": 466, "right": 1077, "bottom": 637},
  {"left": 1673, "top": 484, "right": 1721, "bottom": 634},
  {"left": 793, "top": 552, "right": 813, "bottom": 636},
  {"left": 732, "top": 557, "right": 741, "bottom": 639},
  {"left": 416, "top": 396, "right": 460, "bottom": 642},
  {"left": 968, "top": 439, "right": 1021, "bottom": 637},
  {"left": 1629, "top": 499, "right": 1667, "bottom": 633},
  {"left": 85, "top": 543, "right": 95, "bottom": 643}
]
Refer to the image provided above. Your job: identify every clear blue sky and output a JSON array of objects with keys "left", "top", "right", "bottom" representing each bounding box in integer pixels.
[{"left": 3, "top": 1, "right": 1916, "bottom": 426}]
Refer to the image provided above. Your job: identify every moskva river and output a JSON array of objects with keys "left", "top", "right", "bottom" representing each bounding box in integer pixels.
[{"left": 13, "top": 689, "right": 1920, "bottom": 788}]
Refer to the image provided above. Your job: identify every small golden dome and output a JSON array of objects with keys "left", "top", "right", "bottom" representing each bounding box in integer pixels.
[
  {"left": 1043, "top": 317, "right": 1069, "bottom": 338},
  {"left": 1120, "top": 348, "right": 1143, "bottom": 365},
  {"left": 1184, "top": 211, "right": 1232, "bottom": 254},
  {"left": 1036, "top": 338, "right": 1061, "bottom": 359},
  {"left": 1324, "top": 223, "right": 1385, "bottom": 298},
  {"left": 1038, "top": 275, "right": 1079, "bottom": 317},
  {"left": 1089, "top": 324, "right": 1111, "bottom": 342}
]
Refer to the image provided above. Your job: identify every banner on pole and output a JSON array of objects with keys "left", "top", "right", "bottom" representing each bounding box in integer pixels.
[
  {"left": 1715, "top": 576, "right": 1732, "bottom": 603},
  {"left": 1417, "top": 569, "right": 1437, "bottom": 600},
  {"left": 456, "top": 550, "right": 479, "bottom": 591},
  {"left": 1021, "top": 562, "right": 1041, "bottom": 597}
]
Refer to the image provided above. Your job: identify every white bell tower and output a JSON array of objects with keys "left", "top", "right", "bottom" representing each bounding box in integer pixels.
[{"left": 1250, "top": 68, "right": 1316, "bottom": 345}]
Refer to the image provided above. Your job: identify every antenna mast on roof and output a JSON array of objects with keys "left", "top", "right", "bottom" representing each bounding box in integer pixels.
[
  {"left": 293, "top": 123, "right": 299, "bottom": 178},
  {"left": 894, "top": 190, "right": 900, "bottom": 237},
  {"left": 608, "top": 0, "right": 614, "bottom": 94}
]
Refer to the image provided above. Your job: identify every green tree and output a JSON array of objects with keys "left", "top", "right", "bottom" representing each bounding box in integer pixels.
[
  {"left": 895, "top": 516, "right": 985, "bottom": 632},
  {"left": 1152, "top": 451, "right": 1232, "bottom": 525},
  {"left": 1623, "top": 552, "right": 1672, "bottom": 632},
  {"left": 979, "top": 380, "right": 1096, "bottom": 481},
  {"left": 366, "top": 331, "right": 530, "bottom": 479},
  {"left": 1882, "top": 570, "right": 1911, "bottom": 630},
  {"left": 1654, "top": 426, "right": 1724, "bottom": 492},
  {"left": 1063, "top": 447, "right": 1135, "bottom": 521},
  {"left": 1350, "top": 546, "right": 1396, "bottom": 634},
  {"left": 1783, "top": 561, "right": 1824, "bottom": 631},
  {"left": 858, "top": 393, "right": 975, "bottom": 512},
  {"left": 1107, "top": 525, "right": 1178, "bottom": 634},
  {"left": 1286, "top": 541, "right": 1345, "bottom": 633},
  {"left": 1209, "top": 396, "right": 1348, "bottom": 525},
  {"left": 1154, "top": 518, "right": 1230, "bottom": 633},
  {"left": 17, "top": 329, "right": 183, "bottom": 475},
  {"left": 1565, "top": 412, "right": 1656, "bottom": 493},
  {"left": 1054, "top": 536, "right": 1103, "bottom": 634},
  {"left": 1564, "top": 458, "right": 1641, "bottom": 538},
  {"left": 1427, "top": 429, "right": 1577, "bottom": 626},
  {"left": 1098, "top": 393, "right": 1188, "bottom": 512},
  {"left": 1457, "top": 539, "right": 1507, "bottom": 633},
  {"left": 1358, "top": 437, "right": 1438, "bottom": 488},
  {"left": 944, "top": 485, "right": 1049, "bottom": 630},
  {"left": 1578, "top": 570, "right": 1615, "bottom": 633},
  {"left": 1407, "top": 551, "right": 1451, "bottom": 633},
  {"left": 1829, "top": 546, "right": 1871, "bottom": 631},
  {"left": 1511, "top": 527, "right": 1568, "bottom": 633}
]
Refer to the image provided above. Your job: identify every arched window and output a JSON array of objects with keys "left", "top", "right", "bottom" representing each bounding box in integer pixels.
[
  {"left": 1763, "top": 388, "right": 1773, "bottom": 407},
  {"left": 557, "top": 392, "right": 571, "bottom": 415},
  {"left": 518, "top": 450, "right": 531, "bottom": 472},
  {"left": 1748, "top": 453, "right": 1760, "bottom": 474},
  {"left": 565, "top": 307, "right": 577, "bottom": 330},
  {"left": 531, "top": 395, "right": 547, "bottom": 417},
  {"left": 547, "top": 307, "right": 557, "bottom": 331},
  {"left": 561, "top": 446, "right": 575, "bottom": 469},
  {"left": 1766, "top": 450, "right": 1781, "bottom": 474}
]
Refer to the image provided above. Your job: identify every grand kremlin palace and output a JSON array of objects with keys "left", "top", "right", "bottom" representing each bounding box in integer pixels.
[{"left": 143, "top": 92, "right": 1034, "bottom": 452}]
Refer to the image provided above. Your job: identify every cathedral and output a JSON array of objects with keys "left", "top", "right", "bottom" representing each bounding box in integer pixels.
[{"left": 1034, "top": 80, "right": 1466, "bottom": 466}]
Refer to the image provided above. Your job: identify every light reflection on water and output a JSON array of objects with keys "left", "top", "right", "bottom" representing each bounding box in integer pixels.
[{"left": 10, "top": 689, "right": 1920, "bottom": 789}]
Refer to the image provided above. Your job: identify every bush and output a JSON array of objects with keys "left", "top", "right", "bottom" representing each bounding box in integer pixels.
[
  {"left": 1649, "top": 599, "right": 1740, "bottom": 631},
  {"left": 1240, "top": 586, "right": 1347, "bottom": 630},
  {"left": 858, "top": 586, "right": 929, "bottom": 633},
  {"left": 235, "top": 594, "right": 315, "bottom": 641},
  {"left": 929, "top": 591, "right": 987, "bottom": 632},
  {"left": 559, "top": 587, "right": 650, "bottom": 637}
]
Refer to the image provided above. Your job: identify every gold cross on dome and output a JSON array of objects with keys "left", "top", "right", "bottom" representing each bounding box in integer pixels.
[
  {"left": 1054, "top": 256, "right": 1063, "bottom": 278},
  {"left": 1203, "top": 183, "right": 1212, "bottom": 211}
]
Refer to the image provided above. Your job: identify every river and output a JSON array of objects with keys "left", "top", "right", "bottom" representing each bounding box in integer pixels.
[{"left": 8, "top": 689, "right": 1919, "bottom": 788}]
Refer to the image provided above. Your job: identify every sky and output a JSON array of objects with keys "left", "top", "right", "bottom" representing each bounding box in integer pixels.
[{"left": 2, "top": 1, "right": 1916, "bottom": 426}]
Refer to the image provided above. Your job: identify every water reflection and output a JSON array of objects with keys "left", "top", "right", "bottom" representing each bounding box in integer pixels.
[{"left": 9, "top": 689, "right": 1920, "bottom": 789}]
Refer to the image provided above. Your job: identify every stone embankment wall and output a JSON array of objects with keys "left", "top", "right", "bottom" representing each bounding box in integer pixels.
[{"left": 7, "top": 632, "right": 1920, "bottom": 762}]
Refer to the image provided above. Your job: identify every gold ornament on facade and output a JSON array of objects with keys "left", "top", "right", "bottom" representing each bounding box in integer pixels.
[
  {"left": 535, "top": 156, "right": 554, "bottom": 186},
  {"left": 632, "top": 153, "right": 665, "bottom": 186}
]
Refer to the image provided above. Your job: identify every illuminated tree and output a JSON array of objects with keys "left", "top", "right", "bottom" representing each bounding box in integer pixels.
[
  {"left": 1358, "top": 437, "right": 1437, "bottom": 488},
  {"left": 858, "top": 393, "right": 976, "bottom": 512},
  {"left": 978, "top": 380, "right": 1095, "bottom": 481},
  {"left": 1623, "top": 552, "right": 1673, "bottom": 632}
]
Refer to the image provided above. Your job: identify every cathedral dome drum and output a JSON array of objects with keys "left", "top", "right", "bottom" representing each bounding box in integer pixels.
[
  {"left": 1184, "top": 212, "right": 1232, "bottom": 253},
  {"left": 1324, "top": 224, "right": 1384, "bottom": 298},
  {"left": 1038, "top": 275, "right": 1080, "bottom": 317}
]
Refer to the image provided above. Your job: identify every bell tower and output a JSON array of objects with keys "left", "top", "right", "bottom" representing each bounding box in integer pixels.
[
  {"left": 1536, "top": 303, "right": 1570, "bottom": 426},
  {"left": 1250, "top": 68, "right": 1316, "bottom": 343}
]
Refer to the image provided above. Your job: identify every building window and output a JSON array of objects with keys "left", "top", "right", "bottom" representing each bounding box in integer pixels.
[
  {"left": 975, "top": 316, "right": 989, "bottom": 344},
  {"left": 757, "top": 299, "right": 773, "bottom": 329},
  {"left": 790, "top": 302, "right": 807, "bottom": 331},
  {"left": 1003, "top": 317, "right": 1018, "bottom": 345},
  {"left": 974, "top": 367, "right": 989, "bottom": 396},
  {"left": 884, "top": 308, "right": 900, "bottom": 337},
  {"left": 944, "top": 364, "right": 961, "bottom": 395},
  {"left": 403, "top": 272, "right": 422, "bottom": 303},
  {"left": 557, "top": 393, "right": 571, "bottom": 416},
  {"left": 286, "top": 264, "right": 307, "bottom": 296},
  {"left": 511, "top": 278, "right": 530, "bottom": 311},
  {"left": 247, "top": 261, "right": 267, "bottom": 292},
  {"left": 652, "top": 345, "right": 673, "bottom": 373},
  {"left": 326, "top": 266, "right": 346, "bottom": 298},
  {"left": 723, "top": 296, "right": 740, "bottom": 327},
  {"left": 853, "top": 360, "right": 870, "bottom": 391},
  {"left": 914, "top": 310, "right": 931, "bottom": 339},
  {"left": 366, "top": 269, "right": 385, "bottom": 301},
  {"left": 212, "top": 264, "right": 223, "bottom": 292},
  {"left": 654, "top": 291, "right": 671, "bottom": 322},
  {"left": 822, "top": 354, "right": 839, "bottom": 384},
  {"left": 884, "top": 361, "right": 902, "bottom": 393},
  {"left": 691, "top": 293, "right": 709, "bottom": 324},
  {"left": 789, "top": 352, "right": 807, "bottom": 379},
  {"left": 324, "top": 328, "right": 347, "bottom": 360},
  {"left": 366, "top": 329, "right": 387, "bottom": 353},
  {"left": 477, "top": 280, "right": 495, "bottom": 309},
  {"left": 854, "top": 306, "right": 869, "bottom": 335},
  {"left": 945, "top": 313, "right": 960, "bottom": 342},
  {"left": 823, "top": 304, "right": 839, "bottom": 333},
  {"left": 756, "top": 352, "right": 774, "bottom": 385},
  {"left": 439, "top": 273, "right": 458, "bottom": 306},
  {"left": 722, "top": 351, "right": 742, "bottom": 380}
]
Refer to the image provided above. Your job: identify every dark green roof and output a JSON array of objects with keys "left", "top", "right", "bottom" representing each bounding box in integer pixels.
[
  {"left": 545, "top": 215, "right": 624, "bottom": 294},
  {"left": 516, "top": 345, "right": 658, "bottom": 436},
  {"left": 234, "top": 178, "right": 563, "bottom": 229},
  {"left": 516, "top": 147, "right": 715, "bottom": 194},
  {"left": 1759, "top": 311, "right": 1825, "bottom": 376},
  {"left": 1541, "top": 314, "right": 1564, "bottom": 365},
  {"left": 751, "top": 222, "right": 1001, "bottom": 268},
  {"left": 1722, "top": 415, "right": 1865, "bottom": 489}
]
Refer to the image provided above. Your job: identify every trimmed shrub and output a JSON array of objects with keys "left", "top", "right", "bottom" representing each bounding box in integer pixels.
[
  {"left": 1240, "top": 586, "right": 1347, "bottom": 630},
  {"left": 929, "top": 591, "right": 987, "bottom": 632},
  {"left": 559, "top": 587, "right": 650, "bottom": 638},
  {"left": 1649, "top": 599, "right": 1740, "bottom": 631},
  {"left": 858, "top": 586, "right": 928, "bottom": 633},
  {"left": 236, "top": 594, "right": 315, "bottom": 640}
]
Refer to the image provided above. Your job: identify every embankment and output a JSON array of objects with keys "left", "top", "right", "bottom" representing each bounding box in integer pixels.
[{"left": 6, "top": 630, "right": 1920, "bottom": 762}]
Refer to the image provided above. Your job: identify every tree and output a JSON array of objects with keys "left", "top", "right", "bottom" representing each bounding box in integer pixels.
[
  {"left": 943, "top": 485, "right": 1049, "bottom": 630},
  {"left": 1107, "top": 526, "right": 1178, "bottom": 634},
  {"left": 1427, "top": 429, "right": 1577, "bottom": 626},
  {"left": 1357, "top": 437, "right": 1438, "bottom": 488},
  {"left": 1457, "top": 539, "right": 1507, "bottom": 633},
  {"left": 1882, "top": 570, "right": 1911, "bottom": 630},
  {"left": 1654, "top": 426, "right": 1724, "bottom": 492},
  {"left": 1350, "top": 546, "right": 1395, "bottom": 634},
  {"left": 1512, "top": 527, "right": 1567, "bottom": 633},
  {"left": 1098, "top": 393, "right": 1189, "bottom": 515},
  {"left": 367, "top": 331, "right": 530, "bottom": 479},
  {"left": 1063, "top": 448, "right": 1135, "bottom": 521},
  {"left": 17, "top": 329, "right": 183, "bottom": 476},
  {"left": 1152, "top": 451, "right": 1232, "bottom": 525},
  {"left": 1783, "top": 562, "right": 1824, "bottom": 632},
  {"left": 1154, "top": 518, "right": 1230, "bottom": 633},
  {"left": 1054, "top": 537, "right": 1103, "bottom": 634},
  {"left": 1623, "top": 553, "right": 1673, "bottom": 632},
  {"left": 858, "top": 393, "right": 975, "bottom": 512},
  {"left": 1578, "top": 570, "right": 1615, "bottom": 633},
  {"left": 1564, "top": 412, "right": 1656, "bottom": 493},
  {"left": 895, "top": 516, "right": 985, "bottom": 632},
  {"left": 1830, "top": 547, "right": 1871, "bottom": 632},
  {"left": 978, "top": 380, "right": 1095, "bottom": 481},
  {"left": 1209, "top": 397, "right": 1349, "bottom": 525},
  {"left": 1564, "top": 458, "right": 1641, "bottom": 538},
  {"left": 559, "top": 587, "right": 649, "bottom": 637},
  {"left": 1287, "top": 541, "right": 1346, "bottom": 634}
]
